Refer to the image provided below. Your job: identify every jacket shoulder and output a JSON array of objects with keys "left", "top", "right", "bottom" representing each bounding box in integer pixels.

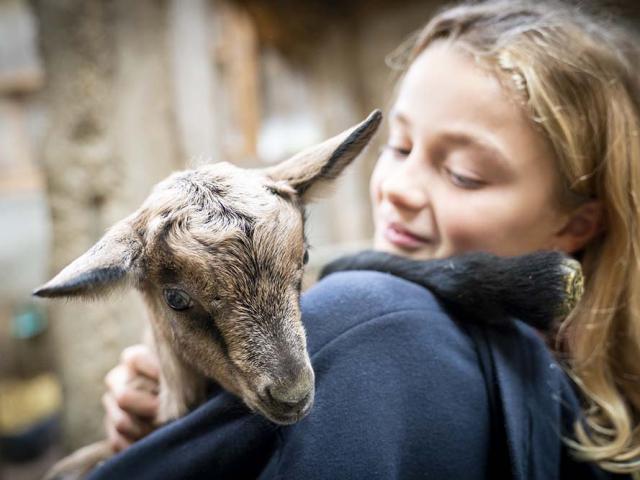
[
  {"left": 266, "top": 271, "right": 492, "bottom": 479},
  {"left": 302, "top": 270, "right": 452, "bottom": 355}
]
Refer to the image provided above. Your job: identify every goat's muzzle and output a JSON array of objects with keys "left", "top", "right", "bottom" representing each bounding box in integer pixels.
[{"left": 257, "top": 363, "right": 315, "bottom": 425}]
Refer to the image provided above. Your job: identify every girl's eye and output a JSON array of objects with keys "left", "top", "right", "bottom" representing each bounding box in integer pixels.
[
  {"left": 445, "top": 167, "right": 485, "bottom": 189},
  {"left": 384, "top": 144, "right": 411, "bottom": 157},
  {"left": 164, "top": 288, "right": 194, "bottom": 311},
  {"left": 303, "top": 250, "right": 309, "bottom": 265}
]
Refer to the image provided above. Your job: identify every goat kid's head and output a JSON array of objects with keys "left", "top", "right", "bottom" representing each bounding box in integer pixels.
[{"left": 34, "top": 110, "right": 382, "bottom": 425}]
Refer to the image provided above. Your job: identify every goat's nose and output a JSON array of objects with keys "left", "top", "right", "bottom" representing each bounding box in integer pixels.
[
  {"left": 266, "top": 367, "right": 314, "bottom": 407},
  {"left": 267, "top": 383, "right": 311, "bottom": 408}
]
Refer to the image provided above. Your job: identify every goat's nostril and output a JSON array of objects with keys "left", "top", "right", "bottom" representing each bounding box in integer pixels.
[{"left": 260, "top": 364, "right": 315, "bottom": 414}]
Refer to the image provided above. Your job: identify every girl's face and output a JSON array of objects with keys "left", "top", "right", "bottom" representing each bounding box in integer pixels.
[{"left": 371, "top": 42, "right": 572, "bottom": 260}]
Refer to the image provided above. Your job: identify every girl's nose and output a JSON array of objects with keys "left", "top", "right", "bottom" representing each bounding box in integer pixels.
[{"left": 380, "top": 161, "right": 430, "bottom": 211}]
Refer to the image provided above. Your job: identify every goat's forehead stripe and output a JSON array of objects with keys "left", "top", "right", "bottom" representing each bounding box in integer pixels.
[{"left": 173, "top": 174, "right": 258, "bottom": 226}]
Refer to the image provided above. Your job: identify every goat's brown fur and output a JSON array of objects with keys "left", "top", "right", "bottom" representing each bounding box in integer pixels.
[{"left": 35, "top": 110, "right": 382, "bottom": 479}]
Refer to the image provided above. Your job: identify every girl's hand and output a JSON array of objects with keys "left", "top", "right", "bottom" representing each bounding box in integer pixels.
[{"left": 102, "top": 344, "right": 160, "bottom": 452}]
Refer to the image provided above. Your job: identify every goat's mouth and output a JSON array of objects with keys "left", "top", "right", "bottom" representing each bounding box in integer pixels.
[{"left": 251, "top": 389, "right": 314, "bottom": 425}]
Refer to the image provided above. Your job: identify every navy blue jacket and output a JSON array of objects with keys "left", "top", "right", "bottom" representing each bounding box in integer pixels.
[{"left": 88, "top": 271, "right": 620, "bottom": 479}]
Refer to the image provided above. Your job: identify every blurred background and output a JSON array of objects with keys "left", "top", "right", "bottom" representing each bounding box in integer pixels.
[{"left": 1, "top": 0, "right": 639, "bottom": 478}]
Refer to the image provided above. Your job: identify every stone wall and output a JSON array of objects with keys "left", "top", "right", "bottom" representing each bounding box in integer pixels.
[{"left": 34, "top": 0, "right": 181, "bottom": 447}]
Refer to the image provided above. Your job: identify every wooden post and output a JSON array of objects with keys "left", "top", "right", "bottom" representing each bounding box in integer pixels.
[{"left": 169, "top": 0, "right": 221, "bottom": 163}]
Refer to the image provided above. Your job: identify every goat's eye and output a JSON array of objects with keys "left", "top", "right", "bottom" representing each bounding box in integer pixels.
[
  {"left": 303, "top": 250, "right": 309, "bottom": 265},
  {"left": 164, "top": 288, "right": 193, "bottom": 311}
]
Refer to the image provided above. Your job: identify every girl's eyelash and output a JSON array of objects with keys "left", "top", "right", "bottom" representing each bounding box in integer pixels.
[
  {"left": 444, "top": 166, "right": 485, "bottom": 189},
  {"left": 382, "top": 144, "right": 485, "bottom": 189}
]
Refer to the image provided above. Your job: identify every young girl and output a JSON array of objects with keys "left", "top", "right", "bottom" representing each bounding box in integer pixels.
[{"left": 99, "top": 0, "right": 640, "bottom": 476}]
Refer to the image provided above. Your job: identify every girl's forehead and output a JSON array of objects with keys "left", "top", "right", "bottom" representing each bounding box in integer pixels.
[
  {"left": 396, "top": 44, "right": 517, "bottom": 130},
  {"left": 392, "top": 43, "right": 556, "bottom": 173}
]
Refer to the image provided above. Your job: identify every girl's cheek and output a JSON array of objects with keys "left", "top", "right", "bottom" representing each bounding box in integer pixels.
[
  {"left": 369, "top": 158, "right": 389, "bottom": 209},
  {"left": 438, "top": 205, "right": 499, "bottom": 253},
  {"left": 440, "top": 218, "right": 480, "bottom": 252},
  {"left": 369, "top": 168, "right": 380, "bottom": 205}
]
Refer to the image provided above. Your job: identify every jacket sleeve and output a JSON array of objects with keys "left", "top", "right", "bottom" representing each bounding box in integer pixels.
[
  {"left": 87, "top": 389, "right": 279, "bottom": 480},
  {"left": 258, "top": 271, "right": 492, "bottom": 480}
]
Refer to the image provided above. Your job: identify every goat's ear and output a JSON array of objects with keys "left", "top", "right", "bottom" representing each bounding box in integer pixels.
[
  {"left": 33, "top": 222, "right": 143, "bottom": 299},
  {"left": 266, "top": 109, "right": 382, "bottom": 201}
]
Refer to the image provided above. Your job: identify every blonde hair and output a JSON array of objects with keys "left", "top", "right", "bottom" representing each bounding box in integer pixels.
[{"left": 391, "top": 0, "right": 640, "bottom": 473}]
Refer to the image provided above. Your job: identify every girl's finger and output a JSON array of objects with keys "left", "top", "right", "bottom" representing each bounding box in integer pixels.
[
  {"left": 104, "top": 414, "right": 133, "bottom": 453},
  {"left": 102, "top": 393, "right": 149, "bottom": 440},
  {"left": 121, "top": 345, "right": 160, "bottom": 380},
  {"left": 112, "top": 386, "right": 159, "bottom": 418},
  {"left": 104, "top": 364, "right": 132, "bottom": 392}
]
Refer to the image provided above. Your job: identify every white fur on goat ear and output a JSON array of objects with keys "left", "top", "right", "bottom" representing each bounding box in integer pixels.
[
  {"left": 266, "top": 109, "right": 382, "bottom": 201},
  {"left": 33, "top": 222, "right": 143, "bottom": 299}
]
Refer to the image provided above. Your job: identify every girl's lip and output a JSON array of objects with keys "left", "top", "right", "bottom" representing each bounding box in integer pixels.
[{"left": 384, "top": 223, "right": 432, "bottom": 249}]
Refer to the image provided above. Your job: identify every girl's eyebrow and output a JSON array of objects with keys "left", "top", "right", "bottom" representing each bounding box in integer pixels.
[
  {"left": 439, "top": 131, "right": 511, "bottom": 171},
  {"left": 389, "top": 109, "right": 410, "bottom": 126}
]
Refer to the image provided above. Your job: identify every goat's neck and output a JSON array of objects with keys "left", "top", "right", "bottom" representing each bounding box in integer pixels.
[{"left": 142, "top": 299, "right": 209, "bottom": 424}]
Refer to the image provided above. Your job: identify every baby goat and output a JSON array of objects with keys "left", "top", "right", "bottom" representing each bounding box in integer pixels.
[{"left": 35, "top": 110, "right": 383, "bottom": 479}]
